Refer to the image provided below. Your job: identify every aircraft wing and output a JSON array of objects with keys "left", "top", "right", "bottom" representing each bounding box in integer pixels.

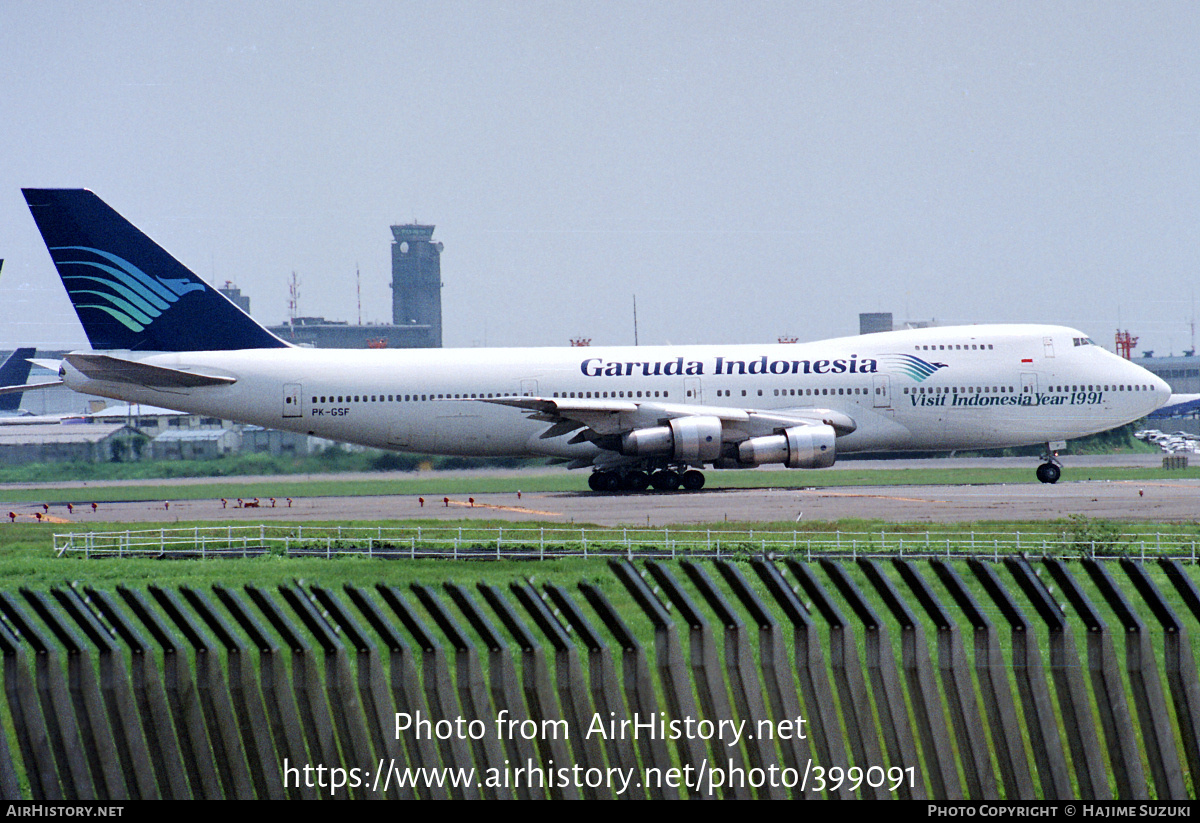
[
  {"left": 484, "top": 396, "right": 638, "bottom": 439},
  {"left": 481, "top": 395, "right": 856, "bottom": 447},
  {"left": 64, "top": 353, "right": 237, "bottom": 388}
]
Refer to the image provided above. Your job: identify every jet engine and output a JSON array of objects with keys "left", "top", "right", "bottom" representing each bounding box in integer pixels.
[
  {"left": 736, "top": 424, "right": 836, "bottom": 469},
  {"left": 620, "top": 415, "right": 723, "bottom": 462}
]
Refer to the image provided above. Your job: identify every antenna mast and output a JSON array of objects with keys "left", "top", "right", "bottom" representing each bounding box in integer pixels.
[
  {"left": 287, "top": 271, "right": 300, "bottom": 325},
  {"left": 1190, "top": 288, "right": 1196, "bottom": 354}
]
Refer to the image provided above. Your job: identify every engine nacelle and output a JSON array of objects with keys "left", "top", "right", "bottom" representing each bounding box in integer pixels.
[
  {"left": 737, "top": 424, "right": 836, "bottom": 469},
  {"left": 621, "top": 415, "right": 723, "bottom": 462}
]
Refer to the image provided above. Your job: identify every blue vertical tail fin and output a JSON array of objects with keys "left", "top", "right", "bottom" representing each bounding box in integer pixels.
[
  {"left": 23, "top": 189, "right": 288, "bottom": 351},
  {"left": 0, "top": 348, "right": 36, "bottom": 412}
]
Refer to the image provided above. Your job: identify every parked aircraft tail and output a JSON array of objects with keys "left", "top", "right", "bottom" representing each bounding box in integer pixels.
[
  {"left": 1150, "top": 393, "right": 1200, "bottom": 419},
  {"left": 0, "top": 348, "right": 36, "bottom": 412},
  {"left": 22, "top": 189, "right": 288, "bottom": 352}
]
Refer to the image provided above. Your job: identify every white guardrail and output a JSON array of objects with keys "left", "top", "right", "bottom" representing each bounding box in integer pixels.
[{"left": 52, "top": 525, "right": 1200, "bottom": 562}]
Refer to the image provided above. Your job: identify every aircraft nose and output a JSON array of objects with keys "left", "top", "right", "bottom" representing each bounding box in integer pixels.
[
  {"left": 1153, "top": 375, "right": 1172, "bottom": 406},
  {"left": 1130, "top": 362, "right": 1172, "bottom": 411}
]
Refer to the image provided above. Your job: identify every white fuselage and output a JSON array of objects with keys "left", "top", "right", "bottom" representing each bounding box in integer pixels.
[{"left": 59, "top": 325, "right": 1171, "bottom": 464}]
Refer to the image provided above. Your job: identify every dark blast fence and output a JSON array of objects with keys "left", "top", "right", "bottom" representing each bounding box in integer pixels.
[{"left": 1, "top": 556, "right": 1198, "bottom": 799}]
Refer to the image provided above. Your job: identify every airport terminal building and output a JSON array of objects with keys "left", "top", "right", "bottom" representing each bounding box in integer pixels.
[{"left": 1136, "top": 352, "right": 1200, "bottom": 395}]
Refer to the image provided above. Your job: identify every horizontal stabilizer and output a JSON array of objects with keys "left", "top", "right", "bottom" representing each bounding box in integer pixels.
[
  {"left": 28, "top": 358, "right": 64, "bottom": 372},
  {"left": 0, "top": 380, "right": 63, "bottom": 396},
  {"left": 65, "top": 353, "right": 236, "bottom": 388}
]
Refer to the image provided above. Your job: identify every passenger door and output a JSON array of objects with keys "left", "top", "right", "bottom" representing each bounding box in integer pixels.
[
  {"left": 872, "top": 375, "right": 891, "bottom": 409},
  {"left": 283, "top": 383, "right": 302, "bottom": 418},
  {"left": 1022, "top": 372, "right": 1038, "bottom": 397}
]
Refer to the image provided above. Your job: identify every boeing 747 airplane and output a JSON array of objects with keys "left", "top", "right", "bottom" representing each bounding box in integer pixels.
[{"left": 14, "top": 189, "right": 1171, "bottom": 490}]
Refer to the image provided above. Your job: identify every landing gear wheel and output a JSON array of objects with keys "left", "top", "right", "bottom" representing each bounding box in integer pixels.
[
  {"left": 588, "top": 471, "right": 620, "bottom": 492},
  {"left": 649, "top": 470, "right": 681, "bottom": 491},
  {"left": 1036, "top": 463, "right": 1061, "bottom": 484},
  {"left": 681, "top": 470, "right": 706, "bottom": 491},
  {"left": 622, "top": 470, "right": 650, "bottom": 492}
]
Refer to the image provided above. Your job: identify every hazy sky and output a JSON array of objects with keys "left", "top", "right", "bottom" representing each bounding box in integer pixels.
[{"left": 2, "top": 2, "right": 1197, "bottom": 354}]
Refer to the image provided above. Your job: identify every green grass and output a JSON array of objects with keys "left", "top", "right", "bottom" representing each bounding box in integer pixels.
[
  {"left": 3, "top": 515, "right": 1198, "bottom": 591},
  {"left": 0, "top": 447, "right": 535, "bottom": 484},
  {"left": 1, "top": 463, "right": 1197, "bottom": 505}
]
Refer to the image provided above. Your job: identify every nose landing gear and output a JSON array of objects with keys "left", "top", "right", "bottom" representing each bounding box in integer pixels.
[
  {"left": 1036, "top": 462, "right": 1061, "bottom": 484},
  {"left": 1036, "top": 443, "right": 1063, "bottom": 484}
]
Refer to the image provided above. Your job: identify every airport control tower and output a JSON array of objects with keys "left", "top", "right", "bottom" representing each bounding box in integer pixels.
[{"left": 391, "top": 224, "right": 443, "bottom": 348}]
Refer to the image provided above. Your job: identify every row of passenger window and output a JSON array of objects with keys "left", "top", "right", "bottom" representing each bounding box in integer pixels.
[
  {"left": 771, "top": 387, "right": 871, "bottom": 397},
  {"left": 902, "top": 383, "right": 1156, "bottom": 396},
  {"left": 915, "top": 343, "right": 995, "bottom": 351},
  {"left": 1048, "top": 384, "right": 1153, "bottom": 392},
  {"left": 312, "top": 392, "right": 521, "bottom": 404},
  {"left": 553, "top": 390, "right": 670, "bottom": 399},
  {"left": 557, "top": 387, "right": 876, "bottom": 400},
  {"left": 906, "top": 386, "right": 1015, "bottom": 395}
]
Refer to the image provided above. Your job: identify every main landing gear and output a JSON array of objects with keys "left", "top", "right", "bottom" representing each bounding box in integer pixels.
[
  {"left": 1036, "top": 463, "right": 1061, "bottom": 484},
  {"left": 1036, "top": 443, "right": 1062, "bottom": 484},
  {"left": 588, "top": 467, "right": 706, "bottom": 493}
]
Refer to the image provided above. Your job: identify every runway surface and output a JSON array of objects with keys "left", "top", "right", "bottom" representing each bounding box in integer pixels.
[{"left": 7, "top": 467, "right": 1196, "bottom": 527}]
